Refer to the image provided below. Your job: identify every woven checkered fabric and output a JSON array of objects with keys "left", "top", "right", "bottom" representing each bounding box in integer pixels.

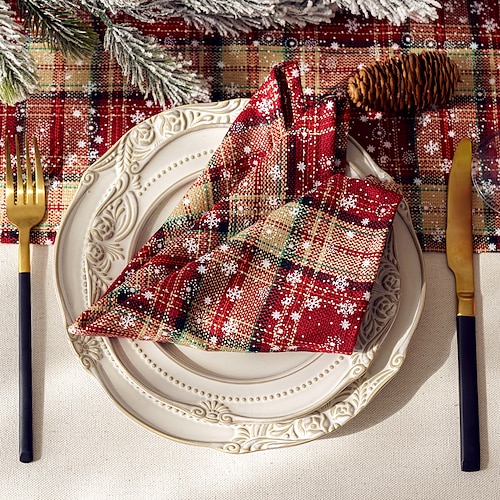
[
  {"left": 69, "top": 62, "right": 402, "bottom": 354},
  {"left": 1, "top": 0, "right": 500, "bottom": 252}
]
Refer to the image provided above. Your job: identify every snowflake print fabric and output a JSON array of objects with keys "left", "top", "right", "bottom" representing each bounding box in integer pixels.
[{"left": 69, "top": 62, "right": 402, "bottom": 354}]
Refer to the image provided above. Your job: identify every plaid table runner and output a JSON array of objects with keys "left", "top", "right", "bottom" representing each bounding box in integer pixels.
[{"left": 0, "top": 0, "right": 499, "bottom": 252}]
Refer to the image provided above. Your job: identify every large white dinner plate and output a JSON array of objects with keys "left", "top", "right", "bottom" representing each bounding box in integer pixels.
[{"left": 55, "top": 99, "right": 425, "bottom": 452}]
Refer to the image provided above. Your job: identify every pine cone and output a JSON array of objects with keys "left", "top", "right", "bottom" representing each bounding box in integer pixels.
[{"left": 347, "top": 51, "right": 461, "bottom": 113}]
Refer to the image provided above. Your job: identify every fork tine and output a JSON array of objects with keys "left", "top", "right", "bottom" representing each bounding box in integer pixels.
[
  {"left": 24, "top": 136, "right": 34, "bottom": 204},
  {"left": 33, "top": 136, "right": 44, "bottom": 205},
  {"left": 5, "top": 137, "right": 14, "bottom": 207},
  {"left": 14, "top": 136, "right": 24, "bottom": 205}
]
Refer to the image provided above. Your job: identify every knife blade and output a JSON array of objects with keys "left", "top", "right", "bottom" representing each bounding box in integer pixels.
[{"left": 446, "top": 137, "right": 480, "bottom": 472}]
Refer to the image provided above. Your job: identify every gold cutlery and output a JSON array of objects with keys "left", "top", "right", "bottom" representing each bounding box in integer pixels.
[
  {"left": 4, "top": 136, "right": 46, "bottom": 463},
  {"left": 446, "top": 137, "right": 480, "bottom": 472}
]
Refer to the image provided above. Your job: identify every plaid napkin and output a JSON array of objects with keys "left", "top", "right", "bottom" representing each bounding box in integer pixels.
[{"left": 69, "top": 62, "right": 402, "bottom": 354}]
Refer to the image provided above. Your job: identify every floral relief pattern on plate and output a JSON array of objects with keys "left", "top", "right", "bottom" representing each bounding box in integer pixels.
[{"left": 55, "top": 100, "right": 425, "bottom": 452}]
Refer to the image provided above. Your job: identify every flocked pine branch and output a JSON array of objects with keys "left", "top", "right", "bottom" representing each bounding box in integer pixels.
[
  {"left": 0, "top": 0, "right": 38, "bottom": 105},
  {"left": 18, "top": 0, "right": 99, "bottom": 60},
  {"left": 107, "top": 0, "right": 439, "bottom": 34},
  {"left": 102, "top": 21, "right": 210, "bottom": 106},
  {"left": 0, "top": 0, "right": 442, "bottom": 106}
]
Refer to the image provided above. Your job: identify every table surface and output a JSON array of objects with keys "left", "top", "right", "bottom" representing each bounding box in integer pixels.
[
  {"left": 2, "top": 0, "right": 500, "bottom": 497},
  {"left": 0, "top": 246, "right": 499, "bottom": 499}
]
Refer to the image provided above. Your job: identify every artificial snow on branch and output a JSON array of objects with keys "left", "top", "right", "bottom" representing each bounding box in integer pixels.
[
  {"left": 0, "top": 0, "right": 442, "bottom": 107},
  {"left": 0, "top": 0, "right": 38, "bottom": 105},
  {"left": 103, "top": 22, "right": 209, "bottom": 106}
]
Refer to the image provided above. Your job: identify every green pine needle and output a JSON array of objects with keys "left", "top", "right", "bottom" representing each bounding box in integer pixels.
[
  {"left": 103, "top": 23, "right": 209, "bottom": 106},
  {"left": 19, "top": 0, "right": 99, "bottom": 60}
]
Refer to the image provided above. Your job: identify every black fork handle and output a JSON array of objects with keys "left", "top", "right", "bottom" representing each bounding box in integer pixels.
[{"left": 19, "top": 271, "right": 33, "bottom": 463}]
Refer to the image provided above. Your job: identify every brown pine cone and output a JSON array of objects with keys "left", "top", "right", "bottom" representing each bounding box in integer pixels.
[{"left": 347, "top": 51, "right": 461, "bottom": 113}]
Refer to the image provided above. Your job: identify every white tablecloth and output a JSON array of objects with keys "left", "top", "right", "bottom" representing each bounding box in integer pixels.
[{"left": 1, "top": 244, "right": 499, "bottom": 499}]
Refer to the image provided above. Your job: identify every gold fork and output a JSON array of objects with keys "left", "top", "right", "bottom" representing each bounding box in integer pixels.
[{"left": 5, "top": 136, "right": 46, "bottom": 463}]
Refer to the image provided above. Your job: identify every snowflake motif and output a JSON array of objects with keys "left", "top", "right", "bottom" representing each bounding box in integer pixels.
[
  {"left": 339, "top": 194, "right": 358, "bottom": 210},
  {"left": 332, "top": 276, "right": 349, "bottom": 291},
  {"left": 222, "top": 318, "right": 239, "bottom": 336},
  {"left": 305, "top": 295, "right": 322, "bottom": 311},
  {"left": 271, "top": 310, "right": 281, "bottom": 320},
  {"left": 402, "top": 151, "right": 416, "bottom": 164},
  {"left": 336, "top": 300, "right": 356, "bottom": 317},
  {"left": 297, "top": 161, "right": 306, "bottom": 172},
  {"left": 209, "top": 335, "right": 219, "bottom": 345},
  {"left": 345, "top": 230, "right": 355, "bottom": 239},
  {"left": 362, "top": 259, "right": 372, "bottom": 267},
  {"left": 424, "top": 140, "right": 439, "bottom": 156},
  {"left": 298, "top": 61, "right": 310, "bottom": 74},
  {"left": 204, "top": 212, "right": 220, "bottom": 229},
  {"left": 416, "top": 113, "right": 432, "bottom": 127},
  {"left": 346, "top": 19, "right": 360, "bottom": 33},
  {"left": 340, "top": 319, "right": 351, "bottom": 330},
  {"left": 83, "top": 81, "right": 99, "bottom": 94},
  {"left": 65, "top": 153, "right": 78, "bottom": 166},
  {"left": 180, "top": 280, "right": 198, "bottom": 301},
  {"left": 130, "top": 110, "right": 146, "bottom": 124},
  {"left": 226, "top": 286, "right": 242, "bottom": 302},
  {"left": 281, "top": 296, "right": 293, "bottom": 306},
  {"left": 268, "top": 196, "right": 279, "bottom": 207},
  {"left": 363, "top": 291, "right": 371, "bottom": 301},
  {"left": 470, "top": 1, "right": 485, "bottom": 14},
  {"left": 269, "top": 163, "right": 281, "bottom": 180},
  {"left": 197, "top": 264, "right": 207, "bottom": 274},
  {"left": 488, "top": 242, "right": 497, "bottom": 251},
  {"left": 325, "top": 241, "right": 336, "bottom": 256},
  {"left": 324, "top": 335, "right": 345, "bottom": 349},
  {"left": 286, "top": 270, "right": 303, "bottom": 284},
  {"left": 198, "top": 252, "right": 212, "bottom": 264},
  {"left": 221, "top": 260, "right": 238, "bottom": 277},
  {"left": 440, "top": 159, "right": 453, "bottom": 173},
  {"left": 143, "top": 291, "right": 154, "bottom": 300},
  {"left": 256, "top": 98, "right": 273, "bottom": 115},
  {"left": 119, "top": 315, "right": 136, "bottom": 329},
  {"left": 376, "top": 204, "right": 392, "bottom": 218},
  {"left": 478, "top": 178, "right": 495, "bottom": 196},
  {"left": 183, "top": 237, "right": 199, "bottom": 254},
  {"left": 432, "top": 232, "right": 445, "bottom": 243},
  {"left": 261, "top": 258, "right": 272, "bottom": 269},
  {"left": 291, "top": 311, "right": 301, "bottom": 322},
  {"left": 319, "top": 155, "right": 335, "bottom": 170}
]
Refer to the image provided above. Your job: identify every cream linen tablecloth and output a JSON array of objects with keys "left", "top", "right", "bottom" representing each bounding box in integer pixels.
[{"left": 0, "top": 244, "right": 499, "bottom": 500}]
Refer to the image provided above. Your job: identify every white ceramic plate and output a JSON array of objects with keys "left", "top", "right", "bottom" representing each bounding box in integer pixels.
[{"left": 55, "top": 100, "right": 425, "bottom": 452}]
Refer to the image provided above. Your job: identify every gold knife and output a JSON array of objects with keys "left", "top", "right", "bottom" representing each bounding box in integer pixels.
[{"left": 446, "top": 137, "right": 480, "bottom": 472}]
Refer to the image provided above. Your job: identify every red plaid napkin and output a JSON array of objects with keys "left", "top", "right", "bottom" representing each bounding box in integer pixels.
[{"left": 69, "top": 62, "right": 402, "bottom": 354}]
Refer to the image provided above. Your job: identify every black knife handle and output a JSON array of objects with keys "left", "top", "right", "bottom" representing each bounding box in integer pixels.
[
  {"left": 19, "top": 272, "right": 33, "bottom": 463},
  {"left": 457, "top": 315, "right": 480, "bottom": 471}
]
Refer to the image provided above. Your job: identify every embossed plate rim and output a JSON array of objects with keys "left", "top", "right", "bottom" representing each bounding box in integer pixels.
[{"left": 52, "top": 99, "right": 424, "bottom": 452}]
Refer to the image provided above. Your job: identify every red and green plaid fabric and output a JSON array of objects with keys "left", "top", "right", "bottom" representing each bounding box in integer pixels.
[
  {"left": 1, "top": 0, "right": 500, "bottom": 252},
  {"left": 69, "top": 62, "right": 402, "bottom": 354}
]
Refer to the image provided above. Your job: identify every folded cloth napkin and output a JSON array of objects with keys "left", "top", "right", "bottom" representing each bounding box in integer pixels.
[{"left": 69, "top": 61, "right": 402, "bottom": 354}]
